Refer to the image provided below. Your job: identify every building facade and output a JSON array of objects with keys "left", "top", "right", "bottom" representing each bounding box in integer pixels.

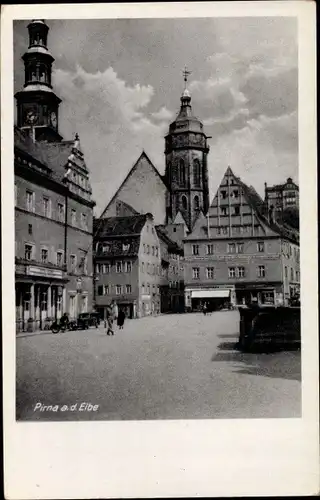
[
  {"left": 15, "top": 20, "right": 95, "bottom": 332},
  {"left": 184, "top": 167, "right": 300, "bottom": 311},
  {"left": 265, "top": 177, "right": 299, "bottom": 214},
  {"left": 94, "top": 214, "right": 162, "bottom": 319}
]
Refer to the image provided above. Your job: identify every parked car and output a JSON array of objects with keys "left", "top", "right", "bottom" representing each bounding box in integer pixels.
[{"left": 77, "top": 312, "right": 100, "bottom": 329}]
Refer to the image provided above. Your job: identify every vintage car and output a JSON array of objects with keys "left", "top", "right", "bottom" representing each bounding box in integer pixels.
[{"left": 77, "top": 312, "right": 100, "bottom": 329}]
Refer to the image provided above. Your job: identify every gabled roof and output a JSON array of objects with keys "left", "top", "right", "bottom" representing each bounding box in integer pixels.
[
  {"left": 155, "top": 225, "right": 183, "bottom": 254},
  {"left": 14, "top": 126, "right": 87, "bottom": 184},
  {"left": 94, "top": 214, "right": 151, "bottom": 239},
  {"left": 100, "top": 151, "right": 167, "bottom": 218},
  {"left": 173, "top": 210, "right": 188, "bottom": 226}
]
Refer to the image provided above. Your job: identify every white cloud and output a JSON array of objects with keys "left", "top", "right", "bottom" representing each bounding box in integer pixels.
[
  {"left": 53, "top": 66, "right": 167, "bottom": 215},
  {"left": 151, "top": 106, "right": 174, "bottom": 121}
]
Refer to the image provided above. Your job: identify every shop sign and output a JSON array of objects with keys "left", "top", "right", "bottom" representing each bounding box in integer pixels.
[{"left": 27, "top": 266, "right": 63, "bottom": 279}]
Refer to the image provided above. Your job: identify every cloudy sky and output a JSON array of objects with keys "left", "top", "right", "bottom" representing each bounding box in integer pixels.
[{"left": 14, "top": 17, "right": 298, "bottom": 215}]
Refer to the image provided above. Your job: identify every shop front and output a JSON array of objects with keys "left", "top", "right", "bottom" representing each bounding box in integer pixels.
[
  {"left": 187, "top": 288, "right": 232, "bottom": 312},
  {"left": 15, "top": 262, "right": 68, "bottom": 333}
]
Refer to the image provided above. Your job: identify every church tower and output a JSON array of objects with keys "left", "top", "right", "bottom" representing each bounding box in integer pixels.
[
  {"left": 15, "top": 20, "right": 63, "bottom": 142},
  {"left": 165, "top": 69, "right": 210, "bottom": 230}
]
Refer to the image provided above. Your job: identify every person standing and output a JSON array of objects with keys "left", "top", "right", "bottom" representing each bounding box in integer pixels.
[
  {"left": 105, "top": 305, "right": 114, "bottom": 336},
  {"left": 117, "top": 308, "right": 126, "bottom": 330}
]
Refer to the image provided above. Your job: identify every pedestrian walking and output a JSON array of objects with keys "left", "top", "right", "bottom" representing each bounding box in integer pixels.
[
  {"left": 117, "top": 308, "right": 126, "bottom": 330},
  {"left": 105, "top": 305, "right": 114, "bottom": 336},
  {"left": 202, "top": 302, "right": 208, "bottom": 316}
]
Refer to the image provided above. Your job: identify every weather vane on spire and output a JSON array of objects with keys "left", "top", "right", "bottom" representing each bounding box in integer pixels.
[{"left": 183, "top": 66, "right": 192, "bottom": 90}]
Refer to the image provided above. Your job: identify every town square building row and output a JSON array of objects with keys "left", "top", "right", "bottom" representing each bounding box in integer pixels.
[{"left": 14, "top": 20, "right": 300, "bottom": 331}]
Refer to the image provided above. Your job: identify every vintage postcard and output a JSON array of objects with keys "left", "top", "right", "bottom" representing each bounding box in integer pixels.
[{"left": 2, "top": 2, "right": 319, "bottom": 498}]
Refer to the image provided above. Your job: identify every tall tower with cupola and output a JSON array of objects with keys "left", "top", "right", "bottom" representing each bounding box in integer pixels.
[
  {"left": 164, "top": 68, "right": 210, "bottom": 230},
  {"left": 15, "top": 19, "right": 63, "bottom": 142}
]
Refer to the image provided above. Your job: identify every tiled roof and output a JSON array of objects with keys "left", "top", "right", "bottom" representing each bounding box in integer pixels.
[
  {"left": 93, "top": 214, "right": 150, "bottom": 238},
  {"left": 236, "top": 176, "right": 299, "bottom": 243},
  {"left": 95, "top": 236, "right": 141, "bottom": 258}
]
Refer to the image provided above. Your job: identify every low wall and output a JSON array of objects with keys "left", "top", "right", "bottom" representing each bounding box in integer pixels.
[{"left": 238, "top": 306, "right": 300, "bottom": 351}]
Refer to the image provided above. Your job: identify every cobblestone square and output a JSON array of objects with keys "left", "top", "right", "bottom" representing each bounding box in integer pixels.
[{"left": 16, "top": 311, "right": 301, "bottom": 420}]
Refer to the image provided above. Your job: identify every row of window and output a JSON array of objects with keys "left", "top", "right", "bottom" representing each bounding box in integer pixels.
[
  {"left": 23, "top": 243, "right": 88, "bottom": 273},
  {"left": 175, "top": 194, "right": 201, "bottom": 213},
  {"left": 192, "top": 265, "right": 266, "bottom": 279},
  {"left": 21, "top": 189, "right": 89, "bottom": 229},
  {"left": 96, "top": 261, "right": 132, "bottom": 274},
  {"left": 220, "top": 189, "right": 241, "bottom": 199},
  {"left": 192, "top": 241, "right": 265, "bottom": 256},
  {"left": 95, "top": 242, "right": 131, "bottom": 254},
  {"left": 141, "top": 283, "right": 160, "bottom": 295},
  {"left": 216, "top": 225, "right": 261, "bottom": 235},
  {"left": 142, "top": 244, "right": 159, "bottom": 257},
  {"left": 97, "top": 284, "right": 132, "bottom": 296},
  {"left": 284, "top": 267, "right": 300, "bottom": 282},
  {"left": 219, "top": 206, "right": 242, "bottom": 216},
  {"left": 141, "top": 262, "right": 161, "bottom": 276},
  {"left": 282, "top": 242, "right": 300, "bottom": 261}
]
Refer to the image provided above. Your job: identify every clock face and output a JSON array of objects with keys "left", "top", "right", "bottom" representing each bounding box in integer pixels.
[
  {"left": 25, "top": 110, "right": 38, "bottom": 125},
  {"left": 50, "top": 111, "right": 57, "bottom": 128}
]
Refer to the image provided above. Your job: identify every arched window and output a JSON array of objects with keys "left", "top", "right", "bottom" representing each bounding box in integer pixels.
[
  {"left": 194, "top": 195, "right": 200, "bottom": 211},
  {"left": 182, "top": 195, "right": 188, "bottom": 211},
  {"left": 193, "top": 159, "right": 201, "bottom": 187},
  {"left": 179, "top": 159, "right": 186, "bottom": 186}
]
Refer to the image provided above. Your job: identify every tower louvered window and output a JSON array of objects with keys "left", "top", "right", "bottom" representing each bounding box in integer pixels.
[
  {"left": 179, "top": 159, "right": 186, "bottom": 186},
  {"left": 193, "top": 159, "right": 201, "bottom": 187}
]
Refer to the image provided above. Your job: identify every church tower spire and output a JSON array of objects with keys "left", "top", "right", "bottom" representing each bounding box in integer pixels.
[
  {"left": 164, "top": 69, "right": 210, "bottom": 230},
  {"left": 15, "top": 20, "right": 63, "bottom": 142}
]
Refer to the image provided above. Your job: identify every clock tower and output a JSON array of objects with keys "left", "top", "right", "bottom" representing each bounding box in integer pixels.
[
  {"left": 165, "top": 69, "right": 210, "bottom": 230},
  {"left": 15, "top": 19, "right": 63, "bottom": 142}
]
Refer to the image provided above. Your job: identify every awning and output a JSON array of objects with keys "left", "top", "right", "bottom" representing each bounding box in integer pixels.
[{"left": 191, "top": 290, "right": 230, "bottom": 299}]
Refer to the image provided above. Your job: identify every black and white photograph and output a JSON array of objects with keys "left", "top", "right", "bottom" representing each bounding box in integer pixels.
[
  {"left": 2, "top": 2, "right": 318, "bottom": 498},
  {"left": 14, "top": 14, "right": 302, "bottom": 421}
]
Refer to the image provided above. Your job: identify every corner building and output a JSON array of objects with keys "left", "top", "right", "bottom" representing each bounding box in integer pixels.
[
  {"left": 14, "top": 20, "right": 95, "bottom": 332},
  {"left": 184, "top": 167, "right": 300, "bottom": 310}
]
